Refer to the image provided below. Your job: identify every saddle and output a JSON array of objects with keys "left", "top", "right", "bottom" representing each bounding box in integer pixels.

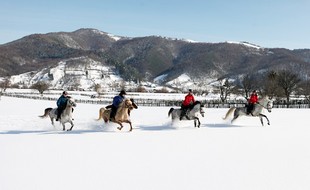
[
  {"left": 180, "top": 107, "right": 191, "bottom": 120},
  {"left": 246, "top": 103, "right": 255, "bottom": 115}
]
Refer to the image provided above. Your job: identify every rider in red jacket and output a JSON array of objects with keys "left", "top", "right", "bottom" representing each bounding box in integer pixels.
[
  {"left": 247, "top": 90, "right": 258, "bottom": 115},
  {"left": 180, "top": 89, "right": 195, "bottom": 120}
]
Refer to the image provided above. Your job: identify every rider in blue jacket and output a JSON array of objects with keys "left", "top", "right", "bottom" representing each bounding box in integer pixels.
[
  {"left": 56, "top": 91, "right": 69, "bottom": 121},
  {"left": 109, "top": 90, "right": 127, "bottom": 120}
]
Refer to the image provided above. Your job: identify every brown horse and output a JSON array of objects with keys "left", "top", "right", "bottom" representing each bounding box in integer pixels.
[{"left": 97, "top": 98, "right": 136, "bottom": 131}]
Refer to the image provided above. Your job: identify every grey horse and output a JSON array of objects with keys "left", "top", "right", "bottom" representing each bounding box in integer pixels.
[
  {"left": 223, "top": 96, "right": 273, "bottom": 126},
  {"left": 39, "top": 98, "right": 77, "bottom": 131},
  {"left": 168, "top": 101, "right": 205, "bottom": 128}
]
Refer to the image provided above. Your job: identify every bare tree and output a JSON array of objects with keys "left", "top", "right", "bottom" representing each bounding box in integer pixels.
[
  {"left": 0, "top": 78, "right": 11, "bottom": 100},
  {"left": 240, "top": 74, "right": 257, "bottom": 99},
  {"left": 30, "top": 81, "right": 49, "bottom": 96},
  {"left": 219, "top": 79, "right": 233, "bottom": 103},
  {"left": 261, "top": 70, "right": 279, "bottom": 98},
  {"left": 296, "top": 79, "right": 310, "bottom": 107},
  {"left": 277, "top": 70, "right": 301, "bottom": 108}
]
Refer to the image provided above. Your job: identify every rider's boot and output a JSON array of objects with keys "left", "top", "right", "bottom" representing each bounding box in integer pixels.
[{"left": 185, "top": 110, "right": 190, "bottom": 119}]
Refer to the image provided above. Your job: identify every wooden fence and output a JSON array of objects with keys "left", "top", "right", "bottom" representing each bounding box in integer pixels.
[{"left": 3, "top": 93, "right": 310, "bottom": 108}]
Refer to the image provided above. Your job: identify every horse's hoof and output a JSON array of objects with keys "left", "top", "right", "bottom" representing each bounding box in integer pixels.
[{"left": 117, "top": 127, "right": 121, "bottom": 130}]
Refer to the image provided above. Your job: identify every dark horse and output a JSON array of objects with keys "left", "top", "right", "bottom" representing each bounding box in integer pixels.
[{"left": 168, "top": 101, "right": 205, "bottom": 128}]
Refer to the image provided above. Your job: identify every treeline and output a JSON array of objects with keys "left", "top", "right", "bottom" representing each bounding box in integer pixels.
[
  {"left": 3, "top": 93, "right": 310, "bottom": 108},
  {"left": 1, "top": 69, "right": 310, "bottom": 108},
  {"left": 214, "top": 69, "right": 310, "bottom": 108}
]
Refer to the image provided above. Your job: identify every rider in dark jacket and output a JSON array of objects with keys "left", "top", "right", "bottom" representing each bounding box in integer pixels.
[
  {"left": 109, "top": 90, "right": 127, "bottom": 120},
  {"left": 56, "top": 91, "right": 69, "bottom": 121}
]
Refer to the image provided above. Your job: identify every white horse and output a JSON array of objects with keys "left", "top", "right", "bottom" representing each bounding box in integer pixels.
[
  {"left": 168, "top": 101, "right": 205, "bottom": 128},
  {"left": 39, "top": 98, "right": 77, "bottom": 131},
  {"left": 223, "top": 96, "right": 273, "bottom": 126}
]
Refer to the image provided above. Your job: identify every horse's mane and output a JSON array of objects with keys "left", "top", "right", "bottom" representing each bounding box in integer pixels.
[
  {"left": 117, "top": 98, "right": 132, "bottom": 108},
  {"left": 194, "top": 101, "right": 201, "bottom": 105},
  {"left": 259, "top": 96, "right": 271, "bottom": 102},
  {"left": 193, "top": 101, "right": 204, "bottom": 108}
]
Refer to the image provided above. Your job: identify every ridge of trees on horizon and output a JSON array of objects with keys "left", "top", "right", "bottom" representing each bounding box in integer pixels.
[{"left": 1, "top": 69, "right": 310, "bottom": 108}]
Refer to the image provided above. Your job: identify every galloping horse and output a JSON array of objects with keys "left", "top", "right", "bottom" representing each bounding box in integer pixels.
[
  {"left": 97, "top": 98, "right": 137, "bottom": 121},
  {"left": 97, "top": 98, "right": 136, "bottom": 131},
  {"left": 39, "top": 98, "right": 77, "bottom": 131},
  {"left": 168, "top": 101, "right": 205, "bottom": 128},
  {"left": 223, "top": 96, "right": 273, "bottom": 126}
]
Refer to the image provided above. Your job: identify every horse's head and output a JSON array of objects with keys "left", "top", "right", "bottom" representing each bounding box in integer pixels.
[
  {"left": 259, "top": 96, "right": 273, "bottom": 112},
  {"left": 266, "top": 99, "right": 273, "bottom": 112},
  {"left": 123, "top": 98, "right": 134, "bottom": 109},
  {"left": 193, "top": 101, "right": 205, "bottom": 117},
  {"left": 67, "top": 98, "right": 77, "bottom": 107},
  {"left": 130, "top": 98, "right": 138, "bottom": 109},
  {"left": 200, "top": 106, "right": 205, "bottom": 117}
]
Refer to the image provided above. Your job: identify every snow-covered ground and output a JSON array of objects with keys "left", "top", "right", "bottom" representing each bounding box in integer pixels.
[{"left": 1, "top": 96, "right": 310, "bottom": 190}]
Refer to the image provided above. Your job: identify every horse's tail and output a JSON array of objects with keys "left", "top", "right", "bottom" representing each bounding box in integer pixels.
[
  {"left": 39, "top": 108, "right": 53, "bottom": 118},
  {"left": 223, "top": 107, "right": 236, "bottom": 120},
  {"left": 97, "top": 107, "right": 105, "bottom": 120},
  {"left": 168, "top": 108, "right": 174, "bottom": 117}
]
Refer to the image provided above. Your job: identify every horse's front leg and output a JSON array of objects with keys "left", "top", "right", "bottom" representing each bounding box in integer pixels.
[
  {"left": 116, "top": 121, "right": 124, "bottom": 131},
  {"left": 119, "top": 120, "right": 132, "bottom": 131},
  {"left": 259, "top": 116, "right": 264, "bottom": 126},
  {"left": 126, "top": 120, "right": 133, "bottom": 131},
  {"left": 194, "top": 117, "right": 201, "bottom": 128},
  {"left": 259, "top": 114, "right": 270, "bottom": 125},
  {"left": 62, "top": 123, "right": 66, "bottom": 131},
  {"left": 68, "top": 121, "right": 74, "bottom": 131}
]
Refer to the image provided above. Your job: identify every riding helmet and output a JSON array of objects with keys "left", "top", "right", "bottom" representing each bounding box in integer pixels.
[{"left": 120, "top": 90, "right": 127, "bottom": 95}]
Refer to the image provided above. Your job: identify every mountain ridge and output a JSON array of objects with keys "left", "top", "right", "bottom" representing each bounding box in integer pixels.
[{"left": 1, "top": 28, "right": 310, "bottom": 90}]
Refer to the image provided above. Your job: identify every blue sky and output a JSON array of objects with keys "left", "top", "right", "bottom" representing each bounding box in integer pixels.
[{"left": 1, "top": 0, "right": 309, "bottom": 49}]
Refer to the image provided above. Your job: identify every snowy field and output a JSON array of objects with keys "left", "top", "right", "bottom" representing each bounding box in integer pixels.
[{"left": 1, "top": 96, "right": 310, "bottom": 190}]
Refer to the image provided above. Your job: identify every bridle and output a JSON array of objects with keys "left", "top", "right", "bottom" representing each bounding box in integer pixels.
[
  {"left": 67, "top": 99, "right": 77, "bottom": 107},
  {"left": 124, "top": 99, "right": 134, "bottom": 109},
  {"left": 257, "top": 100, "right": 273, "bottom": 112},
  {"left": 200, "top": 107, "right": 205, "bottom": 117}
]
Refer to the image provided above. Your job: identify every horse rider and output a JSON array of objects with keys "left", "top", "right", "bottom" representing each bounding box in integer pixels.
[
  {"left": 56, "top": 91, "right": 69, "bottom": 121},
  {"left": 180, "top": 89, "right": 195, "bottom": 120},
  {"left": 108, "top": 90, "right": 127, "bottom": 121},
  {"left": 247, "top": 90, "right": 258, "bottom": 115}
]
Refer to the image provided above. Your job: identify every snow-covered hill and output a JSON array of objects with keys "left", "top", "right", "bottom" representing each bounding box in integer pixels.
[
  {"left": 9, "top": 56, "right": 122, "bottom": 91},
  {"left": 7, "top": 57, "right": 220, "bottom": 92}
]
